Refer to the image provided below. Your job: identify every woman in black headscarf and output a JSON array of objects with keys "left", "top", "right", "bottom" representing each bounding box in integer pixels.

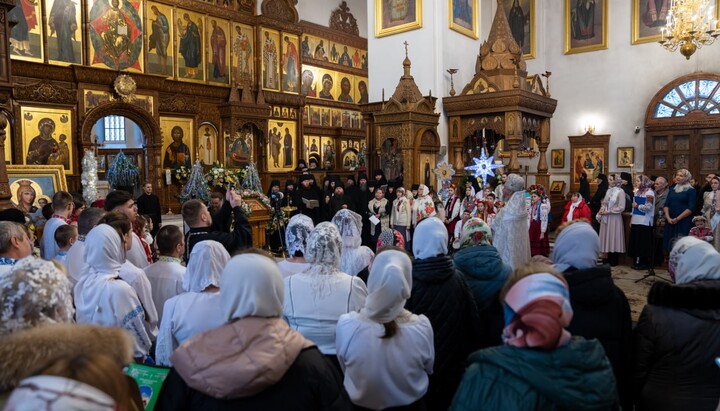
[{"left": 590, "top": 173, "right": 608, "bottom": 233}]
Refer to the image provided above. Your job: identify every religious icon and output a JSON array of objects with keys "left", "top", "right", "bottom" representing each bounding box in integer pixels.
[
  {"left": 21, "top": 106, "right": 74, "bottom": 174},
  {"left": 160, "top": 116, "right": 194, "bottom": 170},
  {"left": 226, "top": 124, "right": 255, "bottom": 167},
  {"left": 355, "top": 77, "right": 369, "bottom": 104},
  {"left": 146, "top": 2, "right": 173, "bottom": 76},
  {"left": 318, "top": 70, "right": 336, "bottom": 100},
  {"left": 83, "top": 90, "right": 114, "bottom": 113},
  {"left": 11, "top": 0, "right": 44, "bottom": 62},
  {"left": 198, "top": 124, "right": 217, "bottom": 164},
  {"left": 261, "top": 28, "right": 280, "bottom": 91},
  {"left": 45, "top": 0, "right": 83, "bottom": 65},
  {"left": 449, "top": 0, "right": 479, "bottom": 39},
  {"left": 88, "top": 0, "right": 144, "bottom": 71},
  {"left": 267, "top": 120, "right": 295, "bottom": 172},
  {"left": 8, "top": 165, "right": 68, "bottom": 212},
  {"left": 301, "top": 65, "right": 319, "bottom": 98},
  {"left": 380, "top": 138, "right": 403, "bottom": 182},
  {"left": 565, "top": 0, "right": 607, "bottom": 54},
  {"left": 282, "top": 34, "right": 300, "bottom": 93},
  {"left": 207, "top": 18, "right": 229, "bottom": 84},
  {"left": 337, "top": 76, "right": 354, "bottom": 103},
  {"left": 322, "top": 137, "right": 335, "bottom": 164},
  {"left": 376, "top": 0, "right": 423, "bottom": 37},
  {"left": 500, "top": 0, "right": 535, "bottom": 58},
  {"left": 176, "top": 10, "right": 204, "bottom": 81},
  {"left": 232, "top": 23, "right": 253, "bottom": 82}
]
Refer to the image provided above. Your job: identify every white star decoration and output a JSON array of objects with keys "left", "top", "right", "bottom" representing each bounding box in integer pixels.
[{"left": 465, "top": 148, "right": 503, "bottom": 186}]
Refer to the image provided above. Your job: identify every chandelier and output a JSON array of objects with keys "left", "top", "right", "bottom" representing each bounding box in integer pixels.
[{"left": 659, "top": 0, "right": 720, "bottom": 59}]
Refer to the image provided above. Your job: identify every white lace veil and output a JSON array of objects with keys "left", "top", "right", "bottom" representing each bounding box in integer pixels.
[
  {"left": 186, "top": 240, "right": 231, "bottom": 292},
  {"left": 331, "top": 209, "right": 363, "bottom": 249},
  {"left": 285, "top": 214, "right": 315, "bottom": 257},
  {"left": 0, "top": 257, "right": 74, "bottom": 334},
  {"left": 305, "top": 222, "right": 342, "bottom": 272}
]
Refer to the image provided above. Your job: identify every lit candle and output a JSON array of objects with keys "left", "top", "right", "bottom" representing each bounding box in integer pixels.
[
  {"left": 165, "top": 168, "right": 171, "bottom": 185},
  {"left": 482, "top": 128, "right": 485, "bottom": 138}
]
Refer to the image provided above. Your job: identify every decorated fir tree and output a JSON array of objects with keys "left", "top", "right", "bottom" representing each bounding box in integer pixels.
[
  {"left": 241, "top": 162, "right": 262, "bottom": 192},
  {"left": 179, "top": 160, "right": 210, "bottom": 203},
  {"left": 80, "top": 150, "right": 99, "bottom": 205},
  {"left": 106, "top": 151, "right": 139, "bottom": 190}
]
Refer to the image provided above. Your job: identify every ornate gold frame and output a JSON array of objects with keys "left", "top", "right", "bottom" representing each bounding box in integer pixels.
[
  {"left": 500, "top": 0, "right": 535, "bottom": 59},
  {"left": 448, "top": 0, "right": 479, "bottom": 39},
  {"left": 375, "top": 0, "right": 423, "bottom": 38},
  {"left": 7, "top": 164, "right": 69, "bottom": 206},
  {"left": 564, "top": 0, "right": 608, "bottom": 55},
  {"left": 617, "top": 146, "right": 634, "bottom": 168},
  {"left": 551, "top": 148, "right": 565, "bottom": 168}
]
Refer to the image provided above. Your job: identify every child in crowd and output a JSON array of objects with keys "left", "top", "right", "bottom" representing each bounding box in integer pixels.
[
  {"left": 689, "top": 215, "right": 714, "bottom": 243},
  {"left": 453, "top": 209, "right": 473, "bottom": 249},
  {"left": 54, "top": 224, "right": 78, "bottom": 268}
]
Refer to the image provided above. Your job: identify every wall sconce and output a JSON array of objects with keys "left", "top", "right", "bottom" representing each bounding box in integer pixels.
[{"left": 585, "top": 124, "right": 596, "bottom": 134}]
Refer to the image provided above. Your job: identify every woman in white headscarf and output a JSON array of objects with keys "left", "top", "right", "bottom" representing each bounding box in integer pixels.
[
  {"left": 156, "top": 240, "right": 230, "bottom": 366},
  {"left": 412, "top": 184, "right": 436, "bottom": 227},
  {"left": 336, "top": 248, "right": 434, "bottom": 410},
  {"left": 283, "top": 222, "right": 367, "bottom": 365},
  {"left": 331, "top": 209, "right": 374, "bottom": 277},
  {"left": 597, "top": 174, "right": 626, "bottom": 266},
  {"left": 492, "top": 173, "right": 531, "bottom": 270},
  {"left": 74, "top": 224, "right": 152, "bottom": 360},
  {"left": 278, "top": 214, "right": 314, "bottom": 278},
  {"left": 633, "top": 236, "right": 720, "bottom": 411},
  {"left": 156, "top": 252, "right": 352, "bottom": 410}
]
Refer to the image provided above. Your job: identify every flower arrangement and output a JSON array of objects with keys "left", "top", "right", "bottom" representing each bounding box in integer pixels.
[
  {"left": 173, "top": 165, "right": 190, "bottom": 183},
  {"left": 266, "top": 207, "right": 286, "bottom": 233},
  {"left": 205, "top": 162, "right": 245, "bottom": 188},
  {"left": 239, "top": 189, "right": 272, "bottom": 209}
]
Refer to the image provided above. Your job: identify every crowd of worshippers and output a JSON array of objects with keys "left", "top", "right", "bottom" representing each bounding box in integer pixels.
[{"left": 1, "top": 171, "right": 720, "bottom": 410}]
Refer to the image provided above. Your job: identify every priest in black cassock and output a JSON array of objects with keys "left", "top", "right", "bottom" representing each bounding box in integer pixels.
[{"left": 136, "top": 181, "right": 162, "bottom": 237}]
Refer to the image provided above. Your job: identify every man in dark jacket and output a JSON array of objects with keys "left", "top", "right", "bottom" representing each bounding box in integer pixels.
[
  {"left": 182, "top": 189, "right": 251, "bottom": 261},
  {"left": 136, "top": 181, "right": 162, "bottom": 237}
]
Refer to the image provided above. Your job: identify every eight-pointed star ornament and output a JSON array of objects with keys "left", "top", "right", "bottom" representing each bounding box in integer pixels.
[{"left": 465, "top": 148, "right": 503, "bottom": 186}]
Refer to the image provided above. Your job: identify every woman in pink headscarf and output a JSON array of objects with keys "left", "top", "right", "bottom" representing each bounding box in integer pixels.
[{"left": 450, "top": 263, "right": 618, "bottom": 410}]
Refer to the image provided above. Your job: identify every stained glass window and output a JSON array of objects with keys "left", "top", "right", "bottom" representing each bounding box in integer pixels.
[{"left": 653, "top": 79, "right": 720, "bottom": 118}]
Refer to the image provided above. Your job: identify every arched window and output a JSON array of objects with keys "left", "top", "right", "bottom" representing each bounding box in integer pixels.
[
  {"left": 103, "top": 115, "right": 126, "bottom": 142},
  {"left": 653, "top": 79, "right": 720, "bottom": 118}
]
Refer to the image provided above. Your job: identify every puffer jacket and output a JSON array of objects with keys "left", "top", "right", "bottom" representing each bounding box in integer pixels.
[
  {"left": 633, "top": 280, "right": 720, "bottom": 411},
  {"left": 564, "top": 264, "right": 633, "bottom": 411},
  {"left": 406, "top": 255, "right": 480, "bottom": 411},
  {"left": 453, "top": 245, "right": 511, "bottom": 347},
  {"left": 450, "top": 337, "right": 618, "bottom": 411},
  {"left": 155, "top": 316, "right": 351, "bottom": 411}
]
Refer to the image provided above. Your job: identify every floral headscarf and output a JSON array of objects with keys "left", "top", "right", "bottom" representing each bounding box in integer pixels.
[
  {"left": 376, "top": 228, "right": 405, "bottom": 250},
  {"left": 636, "top": 175, "right": 653, "bottom": 196},
  {"left": 668, "top": 236, "right": 720, "bottom": 283},
  {"left": 0, "top": 257, "right": 74, "bottom": 334},
  {"left": 459, "top": 218, "right": 493, "bottom": 249},
  {"left": 285, "top": 214, "right": 315, "bottom": 257}
]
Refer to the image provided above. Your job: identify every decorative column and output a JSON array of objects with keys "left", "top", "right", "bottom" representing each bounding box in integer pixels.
[
  {"left": 504, "top": 112, "right": 522, "bottom": 173},
  {"left": 535, "top": 119, "right": 550, "bottom": 188},
  {"left": 0, "top": 113, "right": 10, "bottom": 209}
]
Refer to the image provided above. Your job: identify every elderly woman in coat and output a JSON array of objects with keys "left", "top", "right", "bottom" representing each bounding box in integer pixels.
[
  {"left": 597, "top": 174, "right": 626, "bottom": 266},
  {"left": 633, "top": 236, "right": 720, "bottom": 411}
]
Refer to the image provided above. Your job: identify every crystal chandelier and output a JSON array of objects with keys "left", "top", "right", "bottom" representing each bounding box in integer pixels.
[{"left": 659, "top": 0, "right": 720, "bottom": 59}]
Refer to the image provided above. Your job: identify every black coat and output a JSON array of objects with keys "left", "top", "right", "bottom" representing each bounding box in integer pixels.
[
  {"left": 564, "top": 264, "right": 633, "bottom": 411},
  {"left": 185, "top": 201, "right": 252, "bottom": 261},
  {"left": 155, "top": 347, "right": 352, "bottom": 411},
  {"left": 293, "top": 186, "right": 321, "bottom": 224},
  {"left": 405, "top": 255, "right": 480, "bottom": 411},
  {"left": 136, "top": 193, "right": 162, "bottom": 237},
  {"left": 633, "top": 280, "right": 720, "bottom": 411}
]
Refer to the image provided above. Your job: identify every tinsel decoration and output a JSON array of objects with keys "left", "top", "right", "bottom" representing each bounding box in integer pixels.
[
  {"left": 107, "top": 151, "right": 140, "bottom": 188},
  {"left": 179, "top": 160, "right": 210, "bottom": 203},
  {"left": 241, "top": 162, "right": 262, "bottom": 192},
  {"left": 80, "top": 150, "right": 99, "bottom": 205}
]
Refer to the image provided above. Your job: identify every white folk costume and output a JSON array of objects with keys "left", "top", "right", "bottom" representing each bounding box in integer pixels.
[
  {"left": 391, "top": 189, "right": 413, "bottom": 246},
  {"left": 119, "top": 261, "right": 158, "bottom": 339},
  {"left": 65, "top": 235, "right": 87, "bottom": 285},
  {"left": 412, "top": 185, "right": 436, "bottom": 227},
  {"left": 144, "top": 256, "right": 186, "bottom": 321},
  {"left": 492, "top": 174, "right": 531, "bottom": 270},
  {"left": 331, "top": 209, "right": 374, "bottom": 276},
  {"left": 283, "top": 222, "right": 367, "bottom": 354},
  {"left": 127, "top": 232, "right": 150, "bottom": 269},
  {"left": 336, "top": 249, "right": 434, "bottom": 410},
  {"left": 74, "top": 224, "right": 152, "bottom": 358},
  {"left": 155, "top": 240, "right": 230, "bottom": 367}
]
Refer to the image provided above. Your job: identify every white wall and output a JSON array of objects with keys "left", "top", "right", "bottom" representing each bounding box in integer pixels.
[
  {"left": 367, "top": 1, "right": 720, "bottom": 187},
  {"left": 294, "top": 0, "right": 368, "bottom": 38}
]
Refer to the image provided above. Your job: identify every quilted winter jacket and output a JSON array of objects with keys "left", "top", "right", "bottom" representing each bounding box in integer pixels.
[
  {"left": 563, "top": 264, "right": 633, "bottom": 411},
  {"left": 453, "top": 245, "right": 511, "bottom": 348},
  {"left": 633, "top": 280, "right": 720, "bottom": 411},
  {"left": 406, "top": 255, "right": 480, "bottom": 411},
  {"left": 450, "top": 337, "right": 618, "bottom": 411}
]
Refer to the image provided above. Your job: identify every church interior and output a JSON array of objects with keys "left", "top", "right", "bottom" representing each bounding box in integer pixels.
[{"left": 2, "top": 0, "right": 720, "bottom": 409}]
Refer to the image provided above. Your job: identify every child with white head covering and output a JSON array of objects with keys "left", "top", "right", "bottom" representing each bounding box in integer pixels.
[
  {"left": 74, "top": 224, "right": 152, "bottom": 360},
  {"left": 336, "top": 248, "right": 434, "bottom": 410},
  {"left": 283, "top": 222, "right": 367, "bottom": 358},
  {"left": 633, "top": 236, "right": 720, "bottom": 410},
  {"left": 492, "top": 173, "right": 531, "bottom": 270},
  {"left": 278, "top": 214, "right": 314, "bottom": 278},
  {"left": 155, "top": 240, "right": 230, "bottom": 366},
  {"left": 331, "top": 209, "right": 374, "bottom": 276},
  {"left": 156, "top": 252, "right": 352, "bottom": 409}
]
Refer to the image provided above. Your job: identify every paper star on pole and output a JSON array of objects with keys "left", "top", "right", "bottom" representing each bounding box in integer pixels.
[{"left": 465, "top": 148, "right": 503, "bottom": 186}]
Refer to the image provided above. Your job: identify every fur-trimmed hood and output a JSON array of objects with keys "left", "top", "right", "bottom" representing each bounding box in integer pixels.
[
  {"left": 0, "top": 323, "right": 134, "bottom": 392},
  {"left": 647, "top": 280, "right": 720, "bottom": 321}
]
